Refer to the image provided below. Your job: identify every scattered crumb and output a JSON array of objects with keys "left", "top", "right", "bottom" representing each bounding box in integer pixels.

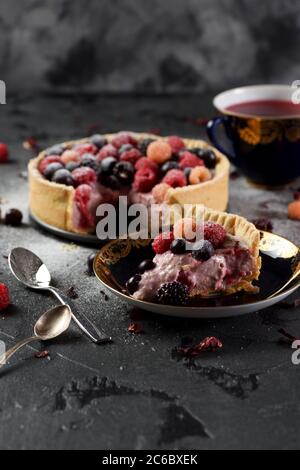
[
  {"left": 35, "top": 350, "right": 50, "bottom": 359},
  {"left": 67, "top": 286, "right": 79, "bottom": 300},
  {"left": 128, "top": 323, "right": 144, "bottom": 334}
]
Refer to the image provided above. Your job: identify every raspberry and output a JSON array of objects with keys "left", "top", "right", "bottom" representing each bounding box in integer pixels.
[
  {"left": 179, "top": 152, "right": 204, "bottom": 169},
  {"left": 120, "top": 148, "right": 142, "bottom": 165},
  {"left": 135, "top": 157, "right": 159, "bottom": 174},
  {"left": 39, "top": 156, "right": 63, "bottom": 175},
  {"left": 167, "top": 136, "right": 185, "bottom": 153},
  {"left": 0, "top": 283, "right": 10, "bottom": 311},
  {"left": 152, "top": 183, "right": 171, "bottom": 203},
  {"left": 204, "top": 222, "right": 227, "bottom": 248},
  {"left": 75, "top": 143, "right": 98, "bottom": 156},
  {"left": 174, "top": 217, "right": 197, "bottom": 240},
  {"left": 156, "top": 281, "right": 189, "bottom": 306},
  {"left": 61, "top": 149, "right": 80, "bottom": 164},
  {"left": 152, "top": 231, "right": 174, "bottom": 254},
  {"left": 189, "top": 166, "right": 212, "bottom": 184},
  {"left": 163, "top": 169, "right": 187, "bottom": 188},
  {"left": 72, "top": 167, "right": 97, "bottom": 186},
  {"left": 0, "top": 143, "right": 9, "bottom": 163},
  {"left": 97, "top": 144, "right": 119, "bottom": 161},
  {"left": 133, "top": 167, "right": 158, "bottom": 193},
  {"left": 75, "top": 184, "right": 95, "bottom": 226},
  {"left": 111, "top": 132, "right": 137, "bottom": 149},
  {"left": 147, "top": 141, "right": 172, "bottom": 164}
]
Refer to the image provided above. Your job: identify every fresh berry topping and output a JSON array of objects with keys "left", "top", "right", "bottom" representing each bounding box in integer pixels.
[
  {"left": 204, "top": 222, "right": 227, "bottom": 248},
  {"left": 133, "top": 167, "right": 158, "bottom": 193},
  {"left": 156, "top": 281, "right": 189, "bottom": 306},
  {"left": 75, "top": 143, "right": 98, "bottom": 156},
  {"left": 65, "top": 161, "right": 80, "bottom": 172},
  {"left": 87, "top": 253, "right": 96, "bottom": 275},
  {"left": 120, "top": 148, "right": 142, "bottom": 165},
  {"left": 118, "top": 144, "right": 134, "bottom": 155},
  {"left": 188, "top": 147, "right": 204, "bottom": 157},
  {"left": 183, "top": 167, "right": 192, "bottom": 180},
  {"left": 0, "top": 143, "right": 9, "bottom": 163},
  {"left": 161, "top": 161, "right": 179, "bottom": 174},
  {"left": 179, "top": 152, "right": 204, "bottom": 169},
  {"left": 80, "top": 154, "right": 99, "bottom": 170},
  {"left": 90, "top": 135, "right": 107, "bottom": 149},
  {"left": 0, "top": 283, "right": 10, "bottom": 311},
  {"left": 170, "top": 239, "right": 187, "bottom": 255},
  {"left": 201, "top": 149, "right": 218, "bottom": 169},
  {"left": 192, "top": 240, "right": 215, "bottom": 261},
  {"left": 97, "top": 144, "right": 119, "bottom": 161},
  {"left": 126, "top": 274, "right": 142, "bottom": 295},
  {"left": 189, "top": 166, "right": 212, "bottom": 184},
  {"left": 99, "top": 157, "right": 118, "bottom": 175},
  {"left": 113, "top": 161, "right": 135, "bottom": 186},
  {"left": 152, "top": 231, "right": 174, "bottom": 254},
  {"left": 173, "top": 218, "right": 197, "bottom": 240},
  {"left": 111, "top": 132, "right": 137, "bottom": 149},
  {"left": 288, "top": 200, "right": 300, "bottom": 220},
  {"left": 147, "top": 141, "right": 172, "bottom": 164},
  {"left": 105, "top": 175, "right": 121, "bottom": 190},
  {"left": 4, "top": 209, "right": 23, "bottom": 226},
  {"left": 138, "top": 138, "right": 155, "bottom": 155},
  {"left": 135, "top": 157, "right": 159, "bottom": 174},
  {"left": 74, "top": 184, "right": 94, "bottom": 226},
  {"left": 162, "top": 169, "right": 187, "bottom": 188},
  {"left": 138, "top": 259, "right": 156, "bottom": 274},
  {"left": 39, "top": 156, "right": 62, "bottom": 175},
  {"left": 72, "top": 167, "right": 97, "bottom": 186},
  {"left": 252, "top": 218, "right": 273, "bottom": 232},
  {"left": 44, "top": 162, "right": 64, "bottom": 180},
  {"left": 52, "top": 169, "right": 75, "bottom": 186},
  {"left": 152, "top": 183, "right": 171, "bottom": 203},
  {"left": 45, "top": 144, "right": 65, "bottom": 156},
  {"left": 167, "top": 136, "right": 185, "bottom": 153},
  {"left": 61, "top": 149, "right": 80, "bottom": 165}
]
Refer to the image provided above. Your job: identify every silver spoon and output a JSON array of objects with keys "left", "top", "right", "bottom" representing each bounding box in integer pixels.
[
  {"left": 0, "top": 305, "right": 71, "bottom": 367},
  {"left": 8, "top": 247, "right": 112, "bottom": 344}
]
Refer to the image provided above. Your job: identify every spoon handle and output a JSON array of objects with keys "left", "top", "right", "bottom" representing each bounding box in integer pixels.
[
  {"left": 48, "top": 287, "right": 112, "bottom": 344},
  {"left": 0, "top": 336, "right": 38, "bottom": 367}
]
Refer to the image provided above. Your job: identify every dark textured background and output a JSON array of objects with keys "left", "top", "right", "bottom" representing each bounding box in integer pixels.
[{"left": 0, "top": 0, "right": 300, "bottom": 95}]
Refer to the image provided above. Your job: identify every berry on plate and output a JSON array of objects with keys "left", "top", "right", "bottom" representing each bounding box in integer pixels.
[
  {"left": 173, "top": 217, "right": 197, "bottom": 240},
  {"left": 189, "top": 166, "right": 212, "bottom": 184},
  {"left": 126, "top": 274, "right": 142, "bottom": 295},
  {"left": 39, "top": 156, "right": 62, "bottom": 175},
  {"left": 133, "top": 167, "right": 158, "bottom": 193},
  {"left": 156, "top": 281, "right": 189, "bottom": 306},
  {"left": 200, "top": 149, "right": 218, "bottom": 169},
  {"left": 179, "top": 151, "right": 203, "bottom": 169},
  {"left": 138, "top": 259, "right": 156, "bottom": 273},
  {"left": 44, "top": 162, "right": 64, "bottom": 180},
  {"left": 167, "top": 136, "right": 185, "bottom": 153},
  {"left": 52, "top": 169, "right": 75, "bottom": 186},
  {"left": 161, "top": 161, "right": 179, "bottom": 174},
  {"left": 0, "top": 283, "right": 10, "bottom": 311},
  {"left": 152, "top": 183, "right": 171, "bottom": 203},
  {"left": 170, "top": 239, "right": 186, "bottom": 255},
  {"left": 204, "top": 222, "right": 227, "bottom": 248},
  {"left": 0, "top": 143, "right": 9, "bottom": 163},
  {"left": 75, "top": 143, "right": 98, "bottom": 156},
  {"left": 138, "top": 138, "right": 155, "bottom": 155},
  {"left": 72, "top": 167, "right": 97, "bottom": 186},
  {"left": 97, "top": 144, "right": 119, "bottom": 161},
  {"left": 4, "top": 209, "right": 23, "bottom": 226},
  {"left": 152, "top": 231, "right": 174, "bottom": 254},
  {"left": 111, "top": 132, "right": 137, "bottom": 149},
  {"left": 162, "top": 169, "right": 187, "bottom": 188},
  {"left": 75, "top": 184, "right": 94, "bottom": 226},
  {"left": 135, "top": 157, "right": 159, "bottom": 174},
  {"left": 61, "top": 149, "right": 80, "bottom": 165},
  {"left": 120, "top": 148, "right": 142, "bottom": 165},
  {"left": 147, "top": 141, "right": 172, "bottom": 164},
  {"left": 192, "top": 240, "right": 215, "bottom": 261},
  {"left": 90, "top": 134, "right": 107, "bottom": 149},
  {"left": 113, "top": 161, "right": 135, "bottom": 186}
]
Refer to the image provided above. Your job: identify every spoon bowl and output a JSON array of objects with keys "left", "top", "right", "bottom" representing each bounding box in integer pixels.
[{"left": 34, "top": 305, "right": 72, "bottom": 341}]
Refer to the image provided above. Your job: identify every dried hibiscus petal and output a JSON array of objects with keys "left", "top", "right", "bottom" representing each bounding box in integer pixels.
[
  {"left": 278, "top": 328, "right": 300, "bottom": 346},
  {"left": 176, "top": 336, "right": 223, "bottom": 359},
  {"left": 35, "top": 350, "right": 50, "bottom": 359},
  {"left": 23, "top": 137, "right": 39, "bottom": 152},
  {"left": 128, "top": 323, "right": 143, "bottom": 334}
]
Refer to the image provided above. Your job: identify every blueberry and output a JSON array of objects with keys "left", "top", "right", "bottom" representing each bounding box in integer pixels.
[
  {"left": 90, "top": 134, "right": 107, "bottom": 149},
  {"left": 87, "top": 253, "right": 96, "bottom": 275},
  {"left": 138, "top": 259, "right": 156, "bottom": 274},
  {"left": 100, "top": 157, "right": 118, "bottom": 174},
  {"left": 192, "top": 240, "right": 214, "bottom": 261},
  {"left": 119, "top": 144, "right": 134, "bottom": 155},
  {"left": 52, "top": 169, "right": 75, "bottom": 186},
  {"left": 170, "top": 153, "right": 180, "bottom": 162},
  {"left": 201, "top": 150, "right": 217, "bottom": 169},
  {"left": 126, "top": 274, "right": 142, "bottom": 295},
  {"left": 45, "top": 144, "right": 65, "bottom": 156},
  {"left": 138, "top": 138, "right": 155, "bottom": 155},
  {"left": 170, "top": 239, "right": 186, "bottom": 255},
  {"left": 188, "top": 147, "right": 203, "bottom": 157},
  {"left": 66, "top": 161, "right": 80, "bottom": 172},
  {"left": 4, "top": 209, "right": 23, "bottom": 227},
  {"left": 183, "top": 167, "right": 192, "bottom": 181},
  {"left": 44, "top": 162, "right": 64, "bottom": 180},
  {"left": 161, "top": 161, "right": 179, "bottom": 174},
  {"left": 113, "top": 161, "right": 134, "bottom": 186},
  {"left": 105, "top": 175, "right": 121, "bottom": 190},
  {"left": 80, "top": 153, "right": 99, "bottom": 170}
]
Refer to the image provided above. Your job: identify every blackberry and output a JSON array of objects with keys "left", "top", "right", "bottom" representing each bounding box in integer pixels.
[
  {"left": 156, "top": 282, "right": 189, "bottom": 306},
  {"left": 138, "top": 138, "right": 155, "bottom": 155}
]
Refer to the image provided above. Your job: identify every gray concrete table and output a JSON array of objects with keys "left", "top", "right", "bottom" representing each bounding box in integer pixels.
[{"left": 0, "top": 94, "right": 299, "bottom": 450}]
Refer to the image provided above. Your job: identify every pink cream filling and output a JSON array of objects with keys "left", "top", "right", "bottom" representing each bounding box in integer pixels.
[{"left": 133, "top": 236, "right": 256, "bottom": 301}]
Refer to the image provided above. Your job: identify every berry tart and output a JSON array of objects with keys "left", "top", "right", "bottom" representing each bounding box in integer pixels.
[
  {"left": 128, "top": 210, "right": 261, "bottom": 304},
  {"left": 28, "top": 132, "right": 230, "bottom": 234}
]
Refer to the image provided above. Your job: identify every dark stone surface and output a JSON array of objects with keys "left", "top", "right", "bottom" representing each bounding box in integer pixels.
[
  {"left": 0, "top": 1, "right": 300, "bottom": 94},
  {"left": 0, "top": 94, "right": 299, "bottom": 450}
]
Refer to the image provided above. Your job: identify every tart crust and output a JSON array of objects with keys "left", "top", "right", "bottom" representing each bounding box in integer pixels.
[
  {"left": 190, "top": 207, "right": 262, "bottom": 296},
  {"left": 28, "top": 132, "right": 230, "bottom": 234}
]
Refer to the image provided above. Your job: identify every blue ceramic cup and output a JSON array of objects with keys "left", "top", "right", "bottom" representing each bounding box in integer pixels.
[{"left": 207, "top": 85, "right": 300, "bottom": 186}]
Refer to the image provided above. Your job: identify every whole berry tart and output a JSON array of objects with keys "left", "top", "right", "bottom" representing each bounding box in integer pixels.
[
  {"left": 28, "top": 132, "right": 230, "bottom": 234},
  {"left": 127, "top": 210, "right": 261, "bottom": 303}
]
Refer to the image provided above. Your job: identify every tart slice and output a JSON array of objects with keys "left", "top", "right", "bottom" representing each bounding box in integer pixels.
[{"left": 130, "top": 209, "right": 261, "bottom": 304}]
